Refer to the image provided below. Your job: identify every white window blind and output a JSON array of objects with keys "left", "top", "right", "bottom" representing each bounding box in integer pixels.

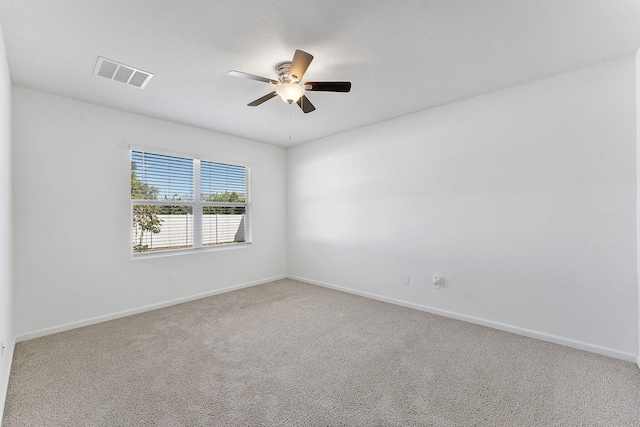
[
  {"left": 200, "top": 160, "right": 250, "bottom": 247},
  {"left": 131, "top": 149, "right": 251, "bottom": 256},
  {"left": 131, "top": 151, "right": 194, "bottom": 201}
]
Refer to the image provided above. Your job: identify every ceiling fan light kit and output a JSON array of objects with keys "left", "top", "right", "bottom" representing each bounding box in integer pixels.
[
  {"left": 228, "top": 49, "right": 351, "bottom": 113},
  {"left": 276, "top": 82, "right": 304, "bottom": 104}
]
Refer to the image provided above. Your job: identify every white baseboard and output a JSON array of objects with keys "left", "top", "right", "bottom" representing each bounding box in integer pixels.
[
  {"left": 16, "top": 275, "right": 287, "bottom": 342},
  {"left": 289, "top": 275, "right": 638, "bottom": 364},
  {"left": 0, "top": 337, "right": 16, "bottom": 426}
]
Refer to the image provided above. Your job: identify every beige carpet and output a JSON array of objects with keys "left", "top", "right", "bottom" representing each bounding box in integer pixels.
[{"left": 3, "top": 279, "right": 640, "bottom": 426}]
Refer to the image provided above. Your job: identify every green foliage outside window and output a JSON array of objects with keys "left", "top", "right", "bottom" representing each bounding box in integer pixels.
[{"left": 131, "top": 163, "right": 163, "bottom": 252}]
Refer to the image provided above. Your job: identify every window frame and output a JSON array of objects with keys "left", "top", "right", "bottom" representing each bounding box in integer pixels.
[{"left": 130, "top": 145, "right": 252, "bottom": 259}]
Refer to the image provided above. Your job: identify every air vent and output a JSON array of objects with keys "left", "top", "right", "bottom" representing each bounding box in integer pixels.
[{"left": 93, "top": 57, "right": 153, "bottom": 89}]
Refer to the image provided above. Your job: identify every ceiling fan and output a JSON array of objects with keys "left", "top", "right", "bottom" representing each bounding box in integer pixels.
[{"left": 228, "top": 49, "right": 351, "bottom": 113}]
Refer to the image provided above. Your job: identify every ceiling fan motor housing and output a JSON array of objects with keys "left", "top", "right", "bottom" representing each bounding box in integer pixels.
[{"left": 276, "top": 61, "right": 294, "bottom": 83}]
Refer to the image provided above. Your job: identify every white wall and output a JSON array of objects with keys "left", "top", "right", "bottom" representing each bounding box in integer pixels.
[
  {"left": 288, "top": 55, "right": 638, "bottom": 361},
  {"left": 12, "top": 88, "right": 287, "bottom": 338},
  {"left": 0, "top": 19, "right": 13, "bottom": 422}
]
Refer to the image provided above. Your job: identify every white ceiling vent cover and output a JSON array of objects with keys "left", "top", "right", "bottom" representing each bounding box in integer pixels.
[{"left": 93, "top": 57, "right": 153, "bottom": 89}]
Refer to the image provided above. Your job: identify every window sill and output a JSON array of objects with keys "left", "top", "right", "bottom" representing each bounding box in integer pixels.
[{"left": 131, "top": 242, "right": 252, "bottom": 260}]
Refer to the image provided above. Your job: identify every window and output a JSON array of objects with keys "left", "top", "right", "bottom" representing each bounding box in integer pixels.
[{"left": 131, "top": 149, "right": 251, "bottom": 256}]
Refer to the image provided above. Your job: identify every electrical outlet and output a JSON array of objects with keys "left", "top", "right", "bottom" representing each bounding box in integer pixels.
[
  {"left": 433, "top": 276, "right": 442, "bottom": 288},
  {"left": 402, "top": 276, "right": 410, "bottom": 286},
  {"left": 170, "top": 273, "right": 177, "bottom": 283}
]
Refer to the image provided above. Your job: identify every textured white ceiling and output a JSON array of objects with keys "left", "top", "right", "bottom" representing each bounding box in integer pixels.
[{"left": 1, "top": 0, "right": 639, "bottom": 147}]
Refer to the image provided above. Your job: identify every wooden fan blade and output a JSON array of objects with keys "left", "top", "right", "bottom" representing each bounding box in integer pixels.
[
  {"left": 228, "top": 70, "right": 278, "bottom": 85},
  {"left": 305, "top": 81, "right": 351, "bottom": 92},
  {"left": 248, "top": 92, "right": 277, "bottom": 106},
  {"left": 289, "top": 50, "right": 313, "bottom": 82},
  {"left": 296, "top": 95, "right": 316, "bottom": 113}
]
